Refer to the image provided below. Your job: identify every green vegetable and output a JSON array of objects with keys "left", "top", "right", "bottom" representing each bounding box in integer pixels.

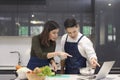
[{"left": 37, "top": 66, "right": 55, "bottom": 76}]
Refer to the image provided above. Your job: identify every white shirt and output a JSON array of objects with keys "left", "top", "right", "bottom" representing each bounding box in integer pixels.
[{"left": 61, "top": 32, "right": 97, "bottom": 66}]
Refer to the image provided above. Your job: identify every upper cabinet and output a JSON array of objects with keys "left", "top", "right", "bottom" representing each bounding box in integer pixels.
[{"left": 0, "top": 0, "right": 94, "bottom": 36}]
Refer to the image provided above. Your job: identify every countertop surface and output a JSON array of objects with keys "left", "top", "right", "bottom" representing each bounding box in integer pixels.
[
  {"left": 0, "top": 66, "right": 16, "bottom": 70},
  {"left": 0, "top": 74, "right": 120, "bottom": 80},
  {"left": 0, "top": 74, "right": 16, "bottom": 80}
]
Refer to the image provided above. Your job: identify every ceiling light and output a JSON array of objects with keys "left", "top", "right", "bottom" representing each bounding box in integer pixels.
[
  {"left": 30, "top": 20, "right": 45, "bottom": 24},
  {"left": 108, "top": 3, "right": 112, "bottom": 6},
  {"left": 32, "top": 14, "right": 35, "bottom": 17},
  {"left": 16, "top": 22, "right": 20, "bottom": 26}
]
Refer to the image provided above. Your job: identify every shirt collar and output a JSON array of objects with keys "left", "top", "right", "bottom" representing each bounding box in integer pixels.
[{"left": 67, "top": 32, "right": 83, "bottom": 42}]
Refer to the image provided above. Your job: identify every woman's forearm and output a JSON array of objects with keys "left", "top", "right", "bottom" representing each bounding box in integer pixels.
[
  {"left": 47, "top": 52, "right": 72, "bottom": 59},
  {"left": 47, "top": 52, "right": 57, "bottom": 59}
]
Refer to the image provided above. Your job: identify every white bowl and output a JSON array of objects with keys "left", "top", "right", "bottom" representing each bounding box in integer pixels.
[
  {"left": 80, "top": 67, "right": 95, "bottom": 76},
  {"left": 16, "top": 67, "right": 31, "bottom": 79}
]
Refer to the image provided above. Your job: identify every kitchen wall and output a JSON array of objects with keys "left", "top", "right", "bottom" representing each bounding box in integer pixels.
[
  {"left": 0, "top": 36, "right": 61, "bottom": 67},
  {"left": 0, "top": 36, "right": 31, "bottom": 66}
]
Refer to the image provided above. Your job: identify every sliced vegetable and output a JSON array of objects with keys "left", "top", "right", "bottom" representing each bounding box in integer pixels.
[{"left": 36, "top": 66, "right": 55, "bottom": 76}]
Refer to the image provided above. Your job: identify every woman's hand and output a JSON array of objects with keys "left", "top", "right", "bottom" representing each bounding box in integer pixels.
[
  {"left": 57, "top": 52, "right": 72, "bottom": 59},
  {"left": 50, "top": 60, "right": 57, "bottom": 71},
  {"left": 47, "top": 52, "right": 72, "bottom": 59},
  {"left": 90, "top": 58, "right": 100, "bottom": 68}
]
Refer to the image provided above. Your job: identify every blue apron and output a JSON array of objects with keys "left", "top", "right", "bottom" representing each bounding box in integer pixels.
[
  {"left": 27, "top": 56, "right": 49, "bottom": 70},
  {"left": 64, "top": 35, "right": 86, "bottom": 74}
]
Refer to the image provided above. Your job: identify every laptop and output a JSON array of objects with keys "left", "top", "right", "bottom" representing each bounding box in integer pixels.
[
  {"left": 95, "top": 61, "right": 115, "bottom": 80},
  {"left": 77, "top": 61, "right": 115, "bottom": 80}
]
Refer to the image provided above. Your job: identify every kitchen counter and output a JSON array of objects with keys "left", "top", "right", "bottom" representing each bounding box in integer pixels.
[
  {"left": 0, "top": 74, "right": 16, "bottom": 80},
  {"left": 47, "top": 74, "right": 120, "bottom": 80},
  {"left": 0, "top": 74, "right": 120, "bottom": 80},
  {"left": 0, "top": 66, "right": 16, "bottom": 74}
]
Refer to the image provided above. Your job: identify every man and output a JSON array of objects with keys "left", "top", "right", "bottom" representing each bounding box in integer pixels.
[{"left": 60, "top": 18, "right": 100, "bottom": 74}]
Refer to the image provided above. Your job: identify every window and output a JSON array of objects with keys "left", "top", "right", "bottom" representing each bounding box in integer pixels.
[
  {"left": 108, "top": 24, "right": 116, "bottom": 42},
  {"left": 30, "top": 26, "right": 43, "bottom": 36},
  {"left": 19, "top": 26, "right": 28, "bottom": 36},
  {"left": 83, "top": 26, "right": 92, "bottom": 37}
]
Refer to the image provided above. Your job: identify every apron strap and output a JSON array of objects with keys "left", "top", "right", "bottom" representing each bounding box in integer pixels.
[
  {"left": 65, "top": 35, "right": 68, "bottom": 42},
  {"left": 77, "top": 35, "right": 84, "bottom": 43}
]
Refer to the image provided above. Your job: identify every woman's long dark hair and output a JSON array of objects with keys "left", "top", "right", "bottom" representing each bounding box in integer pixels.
[{"left": 39, "top": 21, "right": 60, "bottom": 47}]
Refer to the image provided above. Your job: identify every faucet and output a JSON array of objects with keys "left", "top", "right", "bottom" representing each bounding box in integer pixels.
[{"left": 10, "top": 51, "right": 21, "bottom": 65}]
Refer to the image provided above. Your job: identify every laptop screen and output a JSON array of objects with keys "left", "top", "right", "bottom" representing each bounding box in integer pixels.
[{"left": 95, "top": 61, "right": 115, "bottom": 79}]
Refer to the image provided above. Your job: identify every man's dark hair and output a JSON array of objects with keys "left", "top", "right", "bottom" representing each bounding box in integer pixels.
[{"left": 64, "top": 18, "right": 77, "bottom": 29}]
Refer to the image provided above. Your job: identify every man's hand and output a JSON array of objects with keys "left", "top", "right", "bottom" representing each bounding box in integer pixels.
[{"left": 90, "top": 58, "right": 100, "bottom": 68}]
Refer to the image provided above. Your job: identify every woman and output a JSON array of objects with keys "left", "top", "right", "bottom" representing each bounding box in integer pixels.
[{"left": 27, "top": 21, "right": 71, "bottom": 71}]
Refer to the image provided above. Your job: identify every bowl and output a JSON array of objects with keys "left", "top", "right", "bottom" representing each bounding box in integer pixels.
[
  {"left": 26, "top": 73, "right": 45, "bottom": 80},
  {"left": 79, "top": 67, "right": 95, "bottom": 76},
  {"left": 16, "top": 67, "right": 31, "bottom": 79}
]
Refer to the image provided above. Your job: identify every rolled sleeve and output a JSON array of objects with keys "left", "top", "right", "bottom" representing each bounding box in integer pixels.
[{"left": 80, "top": 36, "right": 97, "bottom": 62}]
